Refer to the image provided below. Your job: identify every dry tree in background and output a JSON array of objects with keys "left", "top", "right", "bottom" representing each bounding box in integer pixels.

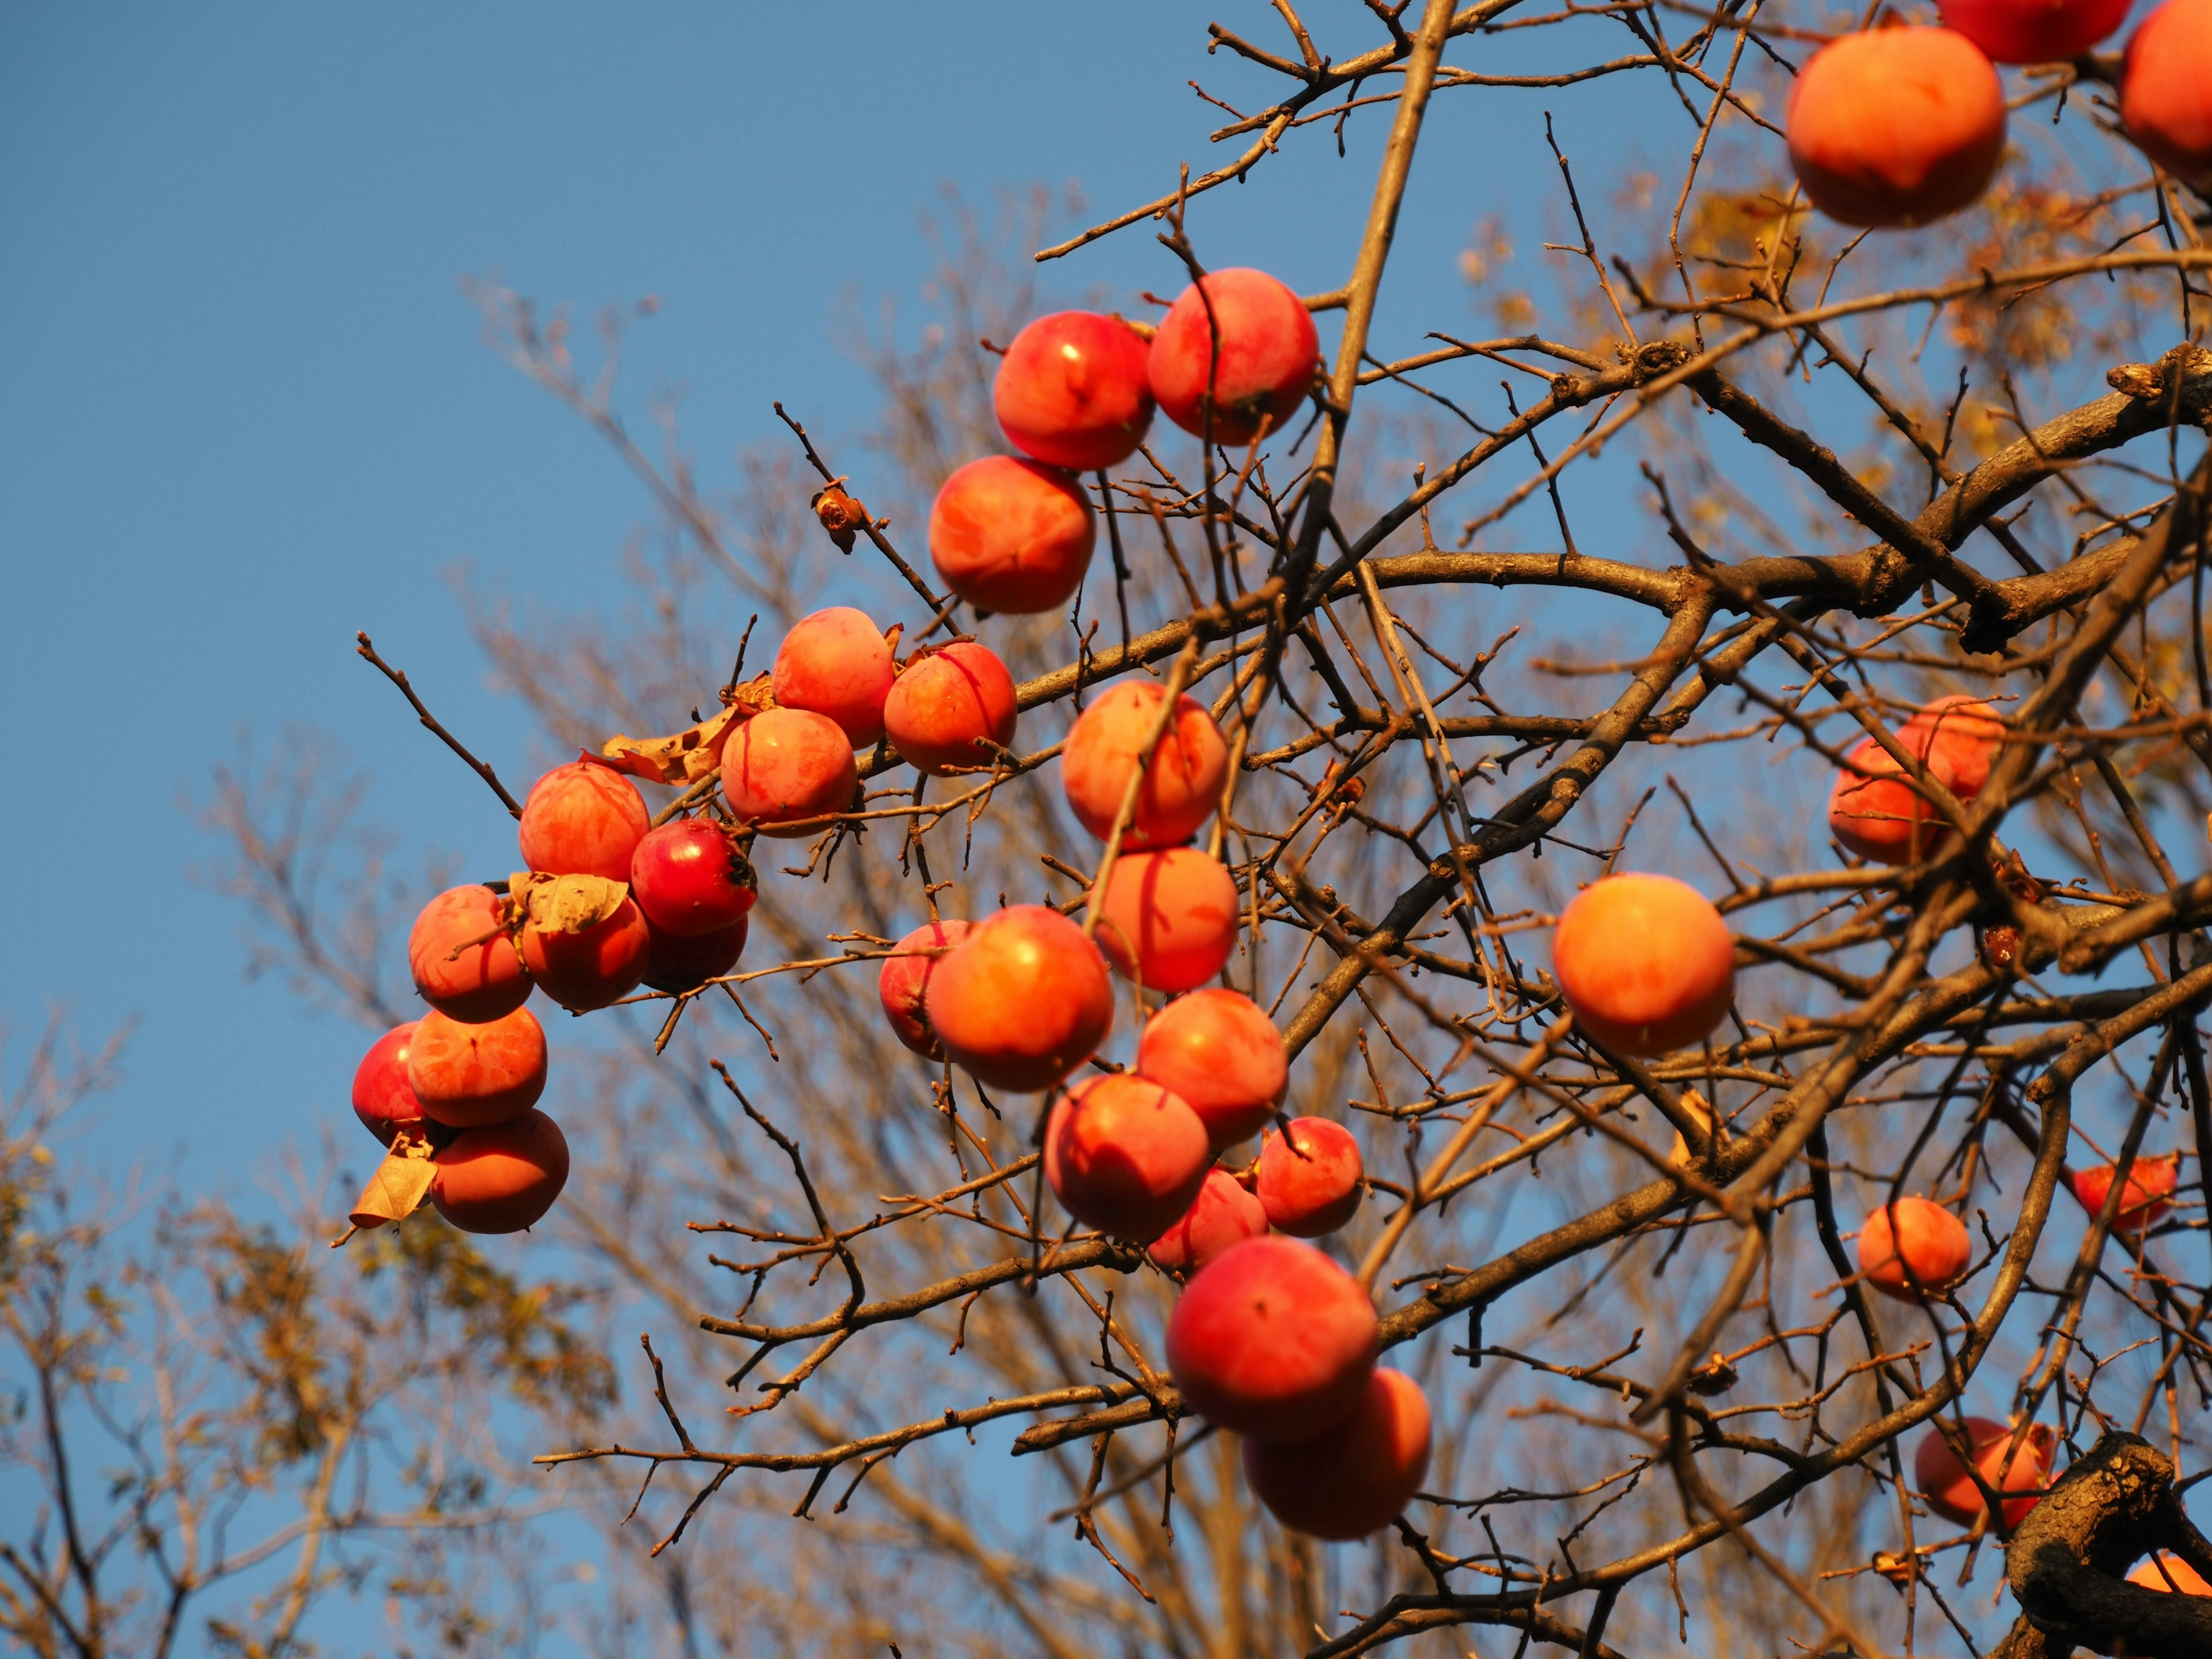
[{"left": 79, "top": 2, "right": 2212, "bottom": 1656}]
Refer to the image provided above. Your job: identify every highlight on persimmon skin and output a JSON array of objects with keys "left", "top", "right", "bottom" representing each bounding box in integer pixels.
[
  {"left": 641, "top": 914, "right": 748, "bottom": 994},
  {"left": 771, "top": 607, "right": 896, "bottom": 747},
  {"left": 2122, "top": 0, "right": 2212, "bottom": 186},
  {"left": 1828, "top": 695, "right": 2003, "bottom": 863},
  {"left": 521, "top": 897, "right": 652, "bottom": 1012},
  {"left": 1147, "top": 268, "right": 1320, "bottom": 446},
  {"left": 407, "top": 885, "right": 532, "bottom": 1024},
  {"left": 1256, "top": 1117, "right": 1364, "bottom": 1238},
  {"left": 1135, "top": 988, "right": 1287, "bottom": 1152},
  {"left": 1938, "top": 0, "right": 2128, "bottom": 63},
  {"left": 431, "top": 1108, "right": 570, "bottom": 1234},
  {"left": 351, "top": 1022, "right": 424, "bottom": 1146},
  {"left": 923, "top": 905, "right": 1115, "bottom": 1091},
  {"left": 630, "top": 818, "right": 756, "bottom": 938},
  {"left": 1857, "top": 1195, "right": 1973, "bottom": 1301},
  {"left": 1093, "top": 846, "right": 1241, "bottom": 993},
  {"left": 877, "top": 918, "right": 974, "bottom": 1058},
  {"left": 928, "top": 454, "right": 1096, "bottom": 615},
  {"left": 1550, "top": 873, "right": 1735, "bottom": 1056},
  {"left": 1060, "top": 680, "right": 1229, "bottom": 849},
  {"left": 518, "top": 757, "right": 651, "bottom": 881},
  {"left": 883, "top": 641, "right": 1018, "bottom": 776},
  {"left": 1915, "top": 1416, "right": 2056, "bottom": 1528},
  {"left": 993, "top": 310, "right": 1156, "bottom": 472},
  {"left": 721, "top": 707, "right": 858, "bottom": 836},
  {"left": 2070, "top": 1153, "right": 2180, "bottom": 1237},
  {"left": 406, "top": 1005, "right": 548, "bottom": 1129},
  {"left": 1147, "top": 1168, "right": 1268, "bottom": 1276},
  {"left": 1243, "top": 1368, "right": 1433, "bottom": 1540},
  {"left": 1044, "top": 1073, "right": 1213, "bottom": 1242},
  {"left": 2128, "top": 1552, "right": 2212, "bottom": 1595},
  {"left": 1785, "top": 28, "right": 2007, "bottom": 228},
  {"left": 1166, "top": 1234, "right": 1379, "bottom": 1441}
]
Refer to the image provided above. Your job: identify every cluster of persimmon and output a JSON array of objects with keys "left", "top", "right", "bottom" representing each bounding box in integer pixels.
[{"left": 1785, "top": 0, "right": 2211, "bottom": 229}]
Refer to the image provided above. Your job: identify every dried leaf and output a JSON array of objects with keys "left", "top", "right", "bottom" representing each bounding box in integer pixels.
[
  {"left": 511, "top": 871, "right": 630, "bottom": 933},
  {"left": 342, "top": 1131, "right": 438, "bottom": 1238},
  {"left": 601, "top": 677, "right": 777, "bottom": 785}
]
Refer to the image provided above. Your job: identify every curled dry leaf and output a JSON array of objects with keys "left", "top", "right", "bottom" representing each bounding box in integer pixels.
[
  {"left": 339, "top": 1127, "right": 438, "bottom": 1242},
  {"left": 510, "top": 870, "right": 631, "bottom": 934},
  {"left": 812, "top": 483, "right": 871, "bottom": 552},
  {"left": 601, "top": 676, "right": 778, "bottom": 785}
]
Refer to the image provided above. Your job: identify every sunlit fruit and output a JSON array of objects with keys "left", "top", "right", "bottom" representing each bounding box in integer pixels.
[
  {"left": 772, "top": 607, "right": 896, "bottom": 747},
  {"left": 630, "top": 818, "right": 756, "bottom": 938},
  {"left": 642, "top": 914, "right": 749, "bottom": 994},
  {"left": 929, "top": 455, "right": 1096, "bottom": 615},
  {"left": 2128, "top": 1553, "right": 2212, "bottom": 1594},
  {"left": 518, "top": 758, "right": 651, "bottom": 881},
  {"left": 924, "top": 905, "right": 1115, "bottom": 1091},
  {"left": 1857, "top": 1195, "right": 1974, "bottom": 1301},
  {"left": 1256, "top": 1118, "right": 1364, "bottom": 1238},
  {"left": 721, "top": 707, "right": 858, "bottom": 836},
  {"left": 1149, "top": 268, "right": 1320, "bottom": 446},
  {"left": 2122, "top": 0, "right": 2212, "bottom": 185},
  {"left": 1829, "top": 696, "right": 2004, "bottom": 862},
  {"left": 1135, "top": 988, "right": 1287, "bottom": 1151},
  {"left": 1045, "top": 1073, "right": 1213, "bottom": 1241},
  {"left": 2070, "top": 1153, "right": 2180, "bottom": 1237},
  {"left": 1939, "top": 0, "right": 2127, "bottom": 62},
  {"left": 521, "top": 897, "right": 652, "bottom": 1012},
  {"left": 884, "top": 641, "right": 1018, "bottom": 775},
  {"left": 878, "top": 918, "right": 974, "bottom": 1057},
  {"left": 994, "top": 310, "right": 1156, "bottom": 471},
  {"left": 351, "top": 1022, "right": 423, "bottom": 1146},
  {"left": 1166, "top": 1234, "right": 1378, "bottom": 1440},
  {"left": 1243, "top": 1368, "right": 1432, "bottom": 1539},
  {"left": 1093, "top": 846, "right": 1241, "bottom": 993},
  {"left": 1147, "top": 1168, "right": 1269, "bottom": 1275},
  {"left": 1061, "top": 680, "right": 1230, "bottom": 849},
  {"left": 1915, "top": 1417, "right": 2055, "bottom": 1528},
  {"left": 1551, "top": 874, "right": 1735, "bottom": 1056},
  {"left": 431, "top": 1108, "right": 569, "bottom": 1234},
  {"left": 407, "top": 1005, "right": 548, "bottom": 1128},
  {"left": 1786, "top": 28, "right": 2006, "bottom": 228},
  {"left": 407, "top": 885, "right": 532, "bottom": 1024}
]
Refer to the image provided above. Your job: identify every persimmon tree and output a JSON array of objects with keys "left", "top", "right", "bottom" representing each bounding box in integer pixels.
[{"left": 204, "top": 2, "right": 2212, "bottom": 1655}]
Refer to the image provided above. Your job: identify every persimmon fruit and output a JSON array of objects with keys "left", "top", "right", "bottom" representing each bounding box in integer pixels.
[
  {"left": 721, "top": 707, "right": 858, "bottom": 836},
  {"left": 1551, "top": 874, "right": 1735, "bottom": 1056},
  {"left": 1149, "top": 268, "right": 1320, "bottom": 446},
  {"left": 1166, "top": 1234, "right": 1378, "bottom": 1441},
  {"left": 928, "top": 455, "right": 1096, "bottom": 615},
  {"left": 772, "top": 607, "right": 896, "bottom": 748},
  {"left": 1256, "top": 1118, "right": 1364, "bottom": 1238},
  {"left": 518, "top": 759, "right": 650, "bottom": 881},
  {"left": 1857, "top": 1195, "right": 1974, "bottom": 1301},
  {"left": 1786, "top": 28, "right": 2006, "bottom": 228},
  {"left": 1135, "top": 988, "right": 1287, "bottom": 1151},
  {"left": 432, "top": 1108, "right": 570, "bottom": 1234},
  {"left": 1044, "top": 1073, "right": 1213, "bottom": 1241},
  {"left": 877, "top": 918, "right": 974, "bottom": 1058},
  {"left": 1060, "top": 679, "right": 1229, "bottom": 849},
  {"left": 630, "top": 818, "right": 756, "bottom": 938},
  {"left": 520, "top": 897, "right": 652, "bottom": 1012},
  {"left": 924, "top": 905, "right": 1115, "bottom": 1091},
  {"left": 1243, "top": 1368, "right": 1432, "bottom": 1539},
  {"left": 407, "top": 885, "right": 532, "bottom": 1025},
  {"left": 994, "top": 310, "right": 1156, "bottom": 471},
  {"left": 1147, "top": 1168, "right": 1269, "bottom": 1275},
  {"left": 407, "top": 1005, "right": 548, "bottom": 1128},
  {"left": 883, "top": 641, "right": 1018, "bottom": 775}
]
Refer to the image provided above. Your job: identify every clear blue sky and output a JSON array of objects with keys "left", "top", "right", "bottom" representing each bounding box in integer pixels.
[{"left": 1, "top": 2, "right": 1653, "bottom": 1187}]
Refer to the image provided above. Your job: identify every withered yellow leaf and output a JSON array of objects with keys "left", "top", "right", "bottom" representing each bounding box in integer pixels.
[
  {"left": 510, "top": 871, "right": 630, "bottom": 933},
  {"left": 601, "top": 676, "right": 778, "bottom": 785},
  {"left": 342, "top": 1131, "right": 438, "bottom": 1237}
]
